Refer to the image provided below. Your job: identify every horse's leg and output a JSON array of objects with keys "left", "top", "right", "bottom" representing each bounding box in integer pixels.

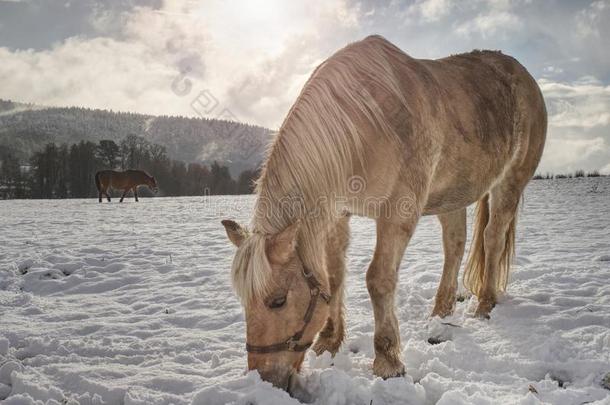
[
  {"left": 120, "top": 189, "right": 128, "bottom": 203},
  {"left": 105, "top": 189, "right": 111, "bottom": 202},
  {"left": 98, "top": 191, "right": 102, "bottom": 203},
  {"left": 474, "top": 181, "right": 522, "bottom": 318},
  {"left": 368, "top": 215, "right": 418, "bottom": 378},
  {"left": 133, "top": 187, "right": 138, "bottom": 202},
  {"left": 312, "top": 215, "right": 350, "bottom": 356},
  {"left": 431, "top": 208, "right": 467, "bottom": 318}
]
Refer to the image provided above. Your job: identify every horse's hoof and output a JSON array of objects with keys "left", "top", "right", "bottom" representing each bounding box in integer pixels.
[
  {"left": 430, "top": 306, "right": 453, "bottom": 319},
  {"left": 475, "top": 311, "right": 491, "bottom": 320},
  {"left": 381, "top": 368, "right": 406, "bottom": 379},
  {"left": 373, "top": 356, "right": 405, "bottom": 379},
  {"left": 474, "top": 301, "right": 495, "bottom": 319},
  {"left": 312, "top": 338, "right": 342, "bottom": 356},
  {"left": 431, "top": 292, "right": 457, "bottom": 318}
]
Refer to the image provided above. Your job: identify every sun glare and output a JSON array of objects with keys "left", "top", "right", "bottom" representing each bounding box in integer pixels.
[
  {"left": 198, "top": 0, "right": 297, "bottom": 55},
  {"left": 240, "top": 0, "right": 282, "bottom": 23}
]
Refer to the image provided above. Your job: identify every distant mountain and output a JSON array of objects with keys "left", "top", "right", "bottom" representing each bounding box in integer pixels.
[{"left": 0, "top": 99, "right": 273, "bottom": 176}]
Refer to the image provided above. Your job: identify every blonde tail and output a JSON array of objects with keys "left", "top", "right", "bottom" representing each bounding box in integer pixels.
[
  {"left": 463, "top": 194, "right": 489, "bottom": 297},
  {"left": 463, "top": 194, "right": 517, "bottom": 296}
]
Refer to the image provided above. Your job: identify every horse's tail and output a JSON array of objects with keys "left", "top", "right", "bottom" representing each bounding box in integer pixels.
[
  {"left": 95, "top": 171, "right": 102, "bottom": 192},
  {"left": 463, "top": 194, "right": 517, "bottom": 297}
]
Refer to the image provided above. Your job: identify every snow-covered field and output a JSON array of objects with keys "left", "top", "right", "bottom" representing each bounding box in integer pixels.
[{"left": 1, "top": 178, "right": 609, "bottom": 405}]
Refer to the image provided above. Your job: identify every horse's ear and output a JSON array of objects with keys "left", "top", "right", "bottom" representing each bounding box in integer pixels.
[
  {"left": 221, "top": 219, "right": 247, "bottom": 247},
  {"left": 266, "top": 220, "right": 301, "bottom": 265}
]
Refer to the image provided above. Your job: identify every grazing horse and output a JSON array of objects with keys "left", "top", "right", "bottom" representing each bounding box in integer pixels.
[
  {"left": 95, "top": 170, "right": 157, "bottom": 202},
  {"left": 221, "top": 35, "right": 546, "bottom": 391}
]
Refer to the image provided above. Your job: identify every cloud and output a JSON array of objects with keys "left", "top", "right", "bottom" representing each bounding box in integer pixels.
[
  {"left": 0, "top": 0, "right": 361, "bottom": 128},
  {"left": 0, "top": 0, "right": 367, "bottom": 128},
  {"left": 539, "top": 137, "right": 607, "bottom": 173},
  {"left": 576, "top": 0, "right": 609, "bottom": 39},
  {"left": 406, "top": 0, "right": 456, "bottom": 23},
  {"left": 537, "top": 76, "right": 610, "bottom": 173},
  {"left": 0, "top": 3, "right": 209, "bottom": 118},
  {"left": 539, "top": 77, "right": 610, "bottom": 129},
  {"left": 455, "top": 10, "right": 522, "bottom": 38}
]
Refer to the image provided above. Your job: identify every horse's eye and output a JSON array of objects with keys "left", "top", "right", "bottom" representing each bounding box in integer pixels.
[{"left": 268, "top": 296, "right": 286, "bottom": 309}]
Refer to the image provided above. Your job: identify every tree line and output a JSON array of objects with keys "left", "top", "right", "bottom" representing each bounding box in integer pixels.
[
  {"left": 0, "top": 135, "right": 259, "bottom": 199},
  {"left": 532, "top": 170, "right": 604, "bottom": 180}
]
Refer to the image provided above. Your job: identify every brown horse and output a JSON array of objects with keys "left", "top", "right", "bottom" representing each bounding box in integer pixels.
[
  {"left": 95, "top": 170, "right": 158, "bottom": 202},
  {"left": 221, "top": 35, "right": 546, "bottom": 391}
]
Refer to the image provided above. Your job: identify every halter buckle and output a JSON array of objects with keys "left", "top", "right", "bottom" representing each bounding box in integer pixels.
[{"left": 287, "top": 337, "right": 297, "bottom": 351}]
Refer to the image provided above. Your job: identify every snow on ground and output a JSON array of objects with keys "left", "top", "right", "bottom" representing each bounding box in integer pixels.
[{"left": 1, "top": 178, "right": 609, "bottom": 405}]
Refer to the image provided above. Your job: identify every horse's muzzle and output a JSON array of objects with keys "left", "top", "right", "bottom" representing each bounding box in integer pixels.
[{"left": 259, "top": 367, "right": 293, "bottom": 391}]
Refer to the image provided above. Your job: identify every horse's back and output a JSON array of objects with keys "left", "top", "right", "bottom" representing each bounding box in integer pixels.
[
  {"left": 326, "top": 36, "right": 546, "bottom": 214},
  {"left": 324, "top": 36, "right": 544, "bottom": 149},
  {"left": 96, "top": 170, "right": 130, "bottom": 189},
  {"left": 434, "top": 49, "right": 544, "bottom": 140},
  {"left": 96, "top": 170, "right": 114, "bottom": 183},
  {"left": 423, "top": 51, "right": 545, "bottom": 212}
]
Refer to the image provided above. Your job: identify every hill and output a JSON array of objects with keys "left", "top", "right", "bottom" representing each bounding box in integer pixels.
[{"left": 0, "top": 99, "right": 272, "bottom": 176}]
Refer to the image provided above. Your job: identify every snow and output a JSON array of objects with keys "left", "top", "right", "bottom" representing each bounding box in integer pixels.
[{"left": 1, "top": 178, "right": 609, "bottom": 405}]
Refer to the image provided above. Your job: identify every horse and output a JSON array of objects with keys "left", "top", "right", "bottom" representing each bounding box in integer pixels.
[
  {"left": 221, "top": 35, "right": 546, "bottom": 391},
  {"left": 94, "top": 169, "right": 158, "bottom": 202}
]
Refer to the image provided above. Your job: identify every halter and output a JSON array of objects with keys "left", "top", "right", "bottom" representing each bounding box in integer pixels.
[{"left": 245, "top": 266, "right": 331, "bottom": 354}]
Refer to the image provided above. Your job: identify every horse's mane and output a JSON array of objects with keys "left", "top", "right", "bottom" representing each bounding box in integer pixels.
[{"left": 231, "top": 35, "right": 406, "bottom": 304}]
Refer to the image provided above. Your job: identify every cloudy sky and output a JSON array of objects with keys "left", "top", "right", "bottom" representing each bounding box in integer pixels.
[{"left": 0, "top": 0, "right": 609, "bottom": 173}]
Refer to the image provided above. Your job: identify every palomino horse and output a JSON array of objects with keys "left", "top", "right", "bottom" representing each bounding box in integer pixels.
[
  {"left": 221, "top": 35, "right": 546, "bottom": 390},
  {"left": 95, "top": 170, "right": 157, "bottom": 202}
]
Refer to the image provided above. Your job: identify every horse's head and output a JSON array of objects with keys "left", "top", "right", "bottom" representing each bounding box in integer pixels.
[
  {"left": 221, "top": 219, "right": 330, "bottom": 391},
  {"left": 147, "top": 175, "right": 158, "bottom": 193}
]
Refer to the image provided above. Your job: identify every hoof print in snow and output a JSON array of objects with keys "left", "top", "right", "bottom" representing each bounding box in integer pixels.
[
  {"left": 549, "top": 374, "right": 567, "bottom": 388},
  {"left": 427, "top": 336, "right": 446, "bottom": 345},
  {"left": 41, "top": 270, "right": 64, "bottom": 280},
  {"left": 427, "top": 318, "right": 454, "bottom": 344},
  {"left": 18, "top": 259, "right": 35, "bottom": 274},
  {"left": 602, "top": 372, "right": 610, "bottom": 390},
  {"left": 456, "top": 293, "right": 469, "bottom": 302}
]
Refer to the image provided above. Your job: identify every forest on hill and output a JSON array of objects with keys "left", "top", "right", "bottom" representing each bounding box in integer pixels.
[{"left": 0, "top": 99, "right": 272, "bottom": 178}]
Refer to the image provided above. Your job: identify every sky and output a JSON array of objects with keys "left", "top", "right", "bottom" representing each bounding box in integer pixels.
[{"left": 0, "top": 0, "right": 609, "bottom": 174}]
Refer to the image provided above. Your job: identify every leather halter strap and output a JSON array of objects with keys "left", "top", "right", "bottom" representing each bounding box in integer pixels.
[{"left": 246, "top": 267, "right": 331, "bottom": 354}]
